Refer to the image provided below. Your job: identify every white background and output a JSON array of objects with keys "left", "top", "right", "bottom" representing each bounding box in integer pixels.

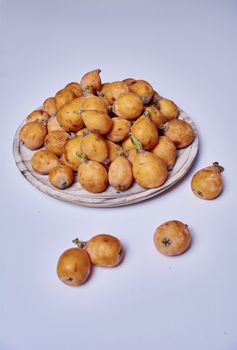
[{"left": 1, "top": 0, "right": 237, "bottom": 349}]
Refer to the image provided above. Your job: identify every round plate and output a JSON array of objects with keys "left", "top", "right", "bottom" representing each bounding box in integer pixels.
[{"left": 13, "top": 109, "right": 198, "bottom": 207}]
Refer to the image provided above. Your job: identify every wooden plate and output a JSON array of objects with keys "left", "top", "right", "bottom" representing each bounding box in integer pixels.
[{"left": 13, "top": 109, "right": 198, "bottom": 207}]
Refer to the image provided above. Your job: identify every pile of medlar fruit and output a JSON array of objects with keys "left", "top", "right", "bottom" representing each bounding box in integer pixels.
[
  {"left": 19, "top": 69, "right": 196, "bottom": 193},
  {"left": 18, "top": 69, "right": 227, "bottom": 290}
]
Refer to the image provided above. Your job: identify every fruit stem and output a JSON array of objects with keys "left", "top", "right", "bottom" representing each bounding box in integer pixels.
[
  {"left": 144, "top": 109, "right": 150, "bottom": 117},
  {"left": 213, "top": 162, "right": 224, "bottom": 172},
  {"left": 72, "top": 238, "right": 86, "bottom": 249},
  {"left": 129, "top": 133, "right": 143, "bottom": 152},
  {"left": 76, "top": 152, "right": 87, "bottom": 163},
  {"left": 143, "top": 96, "right": 150, "bottom": 104},
  {"left": 82, "top": 130, "right": 89, "bottom": 137},
  {"left": 159, "top": 122, "right": 169, "bottom": 132}
]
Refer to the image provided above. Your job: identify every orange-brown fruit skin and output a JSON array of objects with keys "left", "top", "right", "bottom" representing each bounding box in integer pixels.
[
  {"left": 122, "top": 138, "right": 137, "bottom": 164},
  {"left": 122, "top": 78, "right": 136, "bottom": 85},
  {"left": 44, "top": 130, "right": 69, "bottom": 156},
  {"left": 49, "top": 165, "right": 74, "bottom": 189},
  {"left": 81, "top": 134, "right": 108, "bottom": 163},
  {"left": 78, "top": 161, "right": 108, "bottom": 193},
  {"left": 76, "top": 127, "right": 89, "bottom": 138},
  {"left": 81, "top": 94, "right": 108, "bottom": 113},
  {"left": 80, "top": 69, "right": 102, "bottom": 92},
  {"left": 100, "top": 82, "right": 111, "bottom": 97},
  {"left": 86, "top": 234, "right": 123, "bottom": 267},
  {"left": 43, "top": 97, "right": 57, "bottom": 116},
  {"left": 81, "top": 110, "right": 112, "bottom": 135},
  {"left": 151, "top": 136, "right": 177, "bottom": 170},
  {"left": 19, "top": 122, "right": 47, "bottom": 150},
  {"left": 57, "top": 247, "right": 91, "bottom": 286},
  {"left": 108, "top": 156, "right": 133, "bottom": 191},
  {"left": 56, "top": 97, "right": 85, "bottom": 133},
  {"left": 131, "top": 115, "right": 158, "bottom": 150},
  {"left": 26, "top": 110, "right": 50, "bottom": 124},
  {"left": 122, "top": 137, "right": 136, "bottom": 161},
  {"left": 55, "top": 88, "right": 77, "bottom": 110},
  {"left": 63, "top": 136, "right": 83, "bottom": 171},
  {"left": 191, "top": 164, "right": 223, "bottom": 200},
  {"left": 164, "top": 119, "right": 195, "bottom": 149},
  {"left": 60, "top": 152, "right": 68, "bottom": 166},
  {"left": 153, "top": 220, "right": 191, "bottom": 256},
  {"left": 152, "top": 91, "right": 162, "bottom": 105},
  {"left": 145, "top": 106, "right": 167, "bottom": 128},
  {"left": 132, "top": 152, "right": 168, "bottom": 189},
  {"left": 157, "top": 98, "right": 179, "bottom": 120},
  {"left": 113, "top": 92, "right": 143, "bottom": 120},
  {"left": 106, "top": 117, "right": 130, "bottom": 143},
  {"left": 128, "top": 79, "right": 154, "bottom": 105},
  {"left": 102, "top": 81, "right": 129, "bottom": 104},
  {"left": 31, "top": 150, "right": 61, "bottom": 175},
  {"left": 106, "top": 140, "right": 123, "bottom": 163},
  {"left": 47, "top": 115, "right": 64, "bottom": 133},
  {"left": 64, "top": 82, "right": 83, "bottom": 97}
]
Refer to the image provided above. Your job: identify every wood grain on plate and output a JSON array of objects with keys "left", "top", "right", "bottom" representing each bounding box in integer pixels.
[{"left": 13, "top": 109, "right": 198, "bottom": 207}]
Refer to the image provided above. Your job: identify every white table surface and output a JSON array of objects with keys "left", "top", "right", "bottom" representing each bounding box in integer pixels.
[{"left": 1, "top": 1, "right": 237, "bottom": 349}]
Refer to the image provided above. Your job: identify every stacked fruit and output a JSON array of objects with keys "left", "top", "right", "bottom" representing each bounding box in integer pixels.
[
  {"left": 57, "top": 234, "right": 123, "bottom": 286},
  {"left": 19, "top": 69, "right": 196, "bottom": 193}
]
